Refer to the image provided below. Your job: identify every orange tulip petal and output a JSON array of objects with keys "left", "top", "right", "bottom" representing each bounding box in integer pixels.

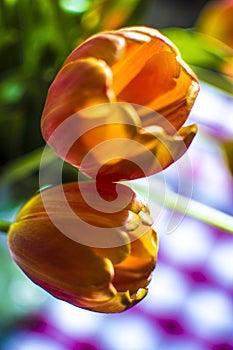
[
  {"left": 112, "top": 30, "right": 172, "bottom": 95},
  {"left": 111, "top": 27, "right": 199, "bottom": 132},
  {"left": 108, "top": 209, "right": 158, "bottom": 295},
  {"left": 149, "top": 77, "right": 200, "bottom": 132},
  {"left": 8, "top": 219, "right": 114, "bottom": 299},
  {"left": 70, "top": 288, "right": 148, "bottom": 313},
  {"left": 41, "top": 57, "right": 115, "bottom": 141},
  {"left": 113, "top": 229, "right": 157, "bottom": 294},
  {"left": 62, "top": 103, "right": 140, "bottom": 169},
  {"left": 64, "top": 33, "right": 126, "bottom": 66},
  {"left": 145, "top": 123, "right": 198, "bottom": 172},
  {"left": 93, "top": 123, "right": 198, "bottom": 182},
  {"left": 117, "top": 50, "right": 179, "bottom": 105}
]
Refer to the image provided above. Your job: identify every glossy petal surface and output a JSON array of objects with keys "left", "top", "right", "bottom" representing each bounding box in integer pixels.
[
  {"left": 7, "top": 182, "right": 158, "bottom": 313},
  {"left": 41, "top": 26, "right": 199, "bottom": 181}
]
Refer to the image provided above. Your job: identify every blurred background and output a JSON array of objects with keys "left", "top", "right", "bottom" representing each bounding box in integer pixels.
[{"left": 0, "top": 0, "right": 233, "bottom": 349}]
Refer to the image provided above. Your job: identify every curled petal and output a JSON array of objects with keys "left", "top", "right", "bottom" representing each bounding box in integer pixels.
[
  {"left": 111, "top": 26, "right": 199, "bottom": 132},
  {"left": 116, "top": 51, "right": 180, "bottom": 105},
  {"left": 94, "top": 121, "right": 198, "bottom": 182},
  {"left": 113, "top": 226, "right": 158, "bottom": 295},
  {"left": 140, "top": 123, "right": 198, "bottom": 173},
  {"left": 71, "top": 288, "right": 148, "bottom": 314}
]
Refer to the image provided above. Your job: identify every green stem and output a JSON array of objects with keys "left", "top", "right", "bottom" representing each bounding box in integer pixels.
[
  {"left": 164, "top": 190, "right": 233, "bottom": 234},
  {"left": 133, "top": 182, "right": 233, "bottom": 234},
  {"left": 0, "top": 220, "right": 12, "bottom": 234}
]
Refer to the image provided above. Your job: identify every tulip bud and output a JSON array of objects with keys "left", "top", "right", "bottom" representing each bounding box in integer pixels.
[
  {"left": 41, "top": 26, "right": 199, "bottom": 182},
  {"left": 7, "top": 182, "right": 158, "bottom": 313}
]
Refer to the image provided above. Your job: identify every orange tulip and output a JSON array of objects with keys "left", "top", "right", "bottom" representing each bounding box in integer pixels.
[
  {"left": 7, "top": 181, "right": 158, "bottom": 313},
  {"left": 41, "top": 26, "right": 199, "bottom": 181}
]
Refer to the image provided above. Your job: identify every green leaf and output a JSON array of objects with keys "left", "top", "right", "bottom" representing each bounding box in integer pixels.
[
  {"left": 133, "top": 179, "right": 233, "bottom": 235},
  {"left": 0, "top": 220, "right": 11, "bottom": 233},
  {"left": 0, "top": 147, "right": 56, "bottom": 185},
  {"left": 192, "top": 66, "right": 233, "bottom": 95}
]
